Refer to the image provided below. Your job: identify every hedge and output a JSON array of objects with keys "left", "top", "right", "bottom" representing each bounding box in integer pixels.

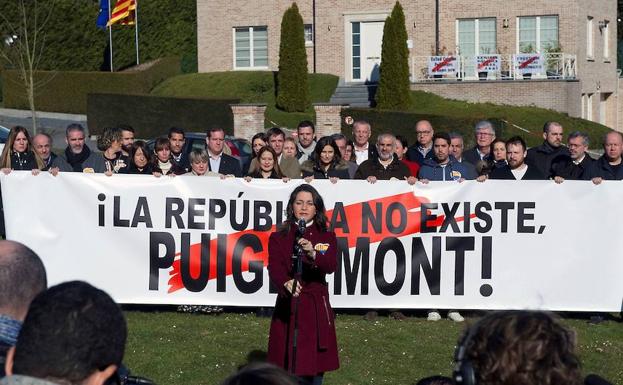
[
  {"left": 0, "top": 0, "right": 197, "bottom": 73},
  {"left": 87, "top": 93, "right": 239, "bottom": 138},
  {"left": 2, "top": 57, "right": 181, "bottom": 114},
  {"left": 341, "top": 108, "right": 509, "bottom": 149}
]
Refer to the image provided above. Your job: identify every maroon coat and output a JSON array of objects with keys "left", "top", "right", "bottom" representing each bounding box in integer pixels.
[{"left": 267, "top": 223, "right": 339, "bottom": 376}]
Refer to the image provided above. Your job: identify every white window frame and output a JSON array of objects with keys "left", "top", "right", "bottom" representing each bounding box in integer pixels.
[
  {"left": 232, "top": 26, "right": 269, "bottom": 70},
  {"left": 602, "top": 20, "right": 610, "bottom": 61},
  {"left": 455, "top": 18, "right": 497, "bottom": 55},
  {"left": 586, "top": 16, "right": 594, "bottom": 60},
  {"left": 516, "top": 15, "right": 559, "bottom": 53},
  {"left": 304, "top": 24, "right": 314, "bottom": 47}
]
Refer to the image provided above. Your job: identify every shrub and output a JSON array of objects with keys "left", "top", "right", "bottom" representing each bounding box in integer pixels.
[
  {"left": 375, "top": 2, "right": 412, "bottom": 110},
  {"left": 87, "top": 93, "right": 239, "bottom": 138},
  {"left": 341, "top": 108, "right": 506, "bottom": 149},
  {"left": 276, "top": 3, "right": 310, "bottom": 112}
]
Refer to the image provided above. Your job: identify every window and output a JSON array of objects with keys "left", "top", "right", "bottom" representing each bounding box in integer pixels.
[
  {"left": 518, "top": 16, "right": 558, "bottom": 52},
  {"left": 457, "top": 18, "right": 496, "bottom": 56},
  {"left": 586, "top": 17, "right": 594, "bottom": 59},
  {"left": 234, "top": 26, "right": 268, "bottom": 69},
  {"left": 352, "top": 22, "right": 361, "bottom": 80},
  {"left": 304, "top": 24, "right": 313, "bottom": 46},
  {"left": 602, "top": 20, "right": 610, "bottom": 60}
]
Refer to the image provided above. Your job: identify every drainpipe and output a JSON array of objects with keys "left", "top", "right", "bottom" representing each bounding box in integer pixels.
[
  {"left": 313, "top": 0, "right": 317, "bottom": 73},
  {"left": 435, "top": 0, "right": 439, "bottom": 55}
]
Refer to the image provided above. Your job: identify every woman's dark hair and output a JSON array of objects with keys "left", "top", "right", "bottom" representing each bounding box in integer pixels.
[
  {"left": 251, "top": 133, "right": 268, "bottom": 158},
  {"left": 280, "top": 184, "right": 329, "bottom": 233},
  {"left": 220, "top": 363, "right": 297, "bottom": 385},
  {"left": 130, "top": 140, "right": 152, "bottom": 166},
  {"left": 255, "top": 146, "right": 283, "bottom": 178},
  {"left": 461, "top": 310, "right": 582, "bottom": 385},
  {"left": 344, "top": 139, "right": 355, "bottom": 162},
  {"left": 489, "top": 138, "right": 506, "bottom": 161},
  {"left": 313, "top": 136, "right": 342, "bottom": 170}
]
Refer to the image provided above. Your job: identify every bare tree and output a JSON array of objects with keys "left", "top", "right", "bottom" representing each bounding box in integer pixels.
[{"left": 0, "top": 0, "right": 56, "bottom": 134}]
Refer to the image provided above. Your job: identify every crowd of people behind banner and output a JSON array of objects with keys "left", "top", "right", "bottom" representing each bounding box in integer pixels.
[{"left": 0, "top": 119, "right": 621, "bottom": 385}]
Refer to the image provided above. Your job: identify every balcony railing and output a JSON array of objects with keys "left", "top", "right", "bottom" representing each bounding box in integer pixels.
[{"left": 410, "top": 53, "right": 577, "bottom": 82}]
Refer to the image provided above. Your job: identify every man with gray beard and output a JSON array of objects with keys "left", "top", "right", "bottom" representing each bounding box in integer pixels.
[{"left": 355, "top": 133, "right": 413, "bottom": 183}]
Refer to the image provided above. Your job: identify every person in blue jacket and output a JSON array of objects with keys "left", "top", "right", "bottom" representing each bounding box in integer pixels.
[{"left": 418, "top": 132, "right": 473, "bottom": 183}]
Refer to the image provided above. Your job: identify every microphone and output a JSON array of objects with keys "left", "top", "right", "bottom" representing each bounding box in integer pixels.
[{"left": 297, "top": 218, "right": 306, "bottom": 236}]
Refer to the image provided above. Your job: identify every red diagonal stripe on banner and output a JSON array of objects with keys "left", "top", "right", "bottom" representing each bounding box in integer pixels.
[
  {"left": 432, "top": 57, "right": 454, "bottom": 72},
  {"left": 519, "top": 56, "right": 538, "bottom": 69},
  {"left": 477, "top": 57, "right": 495, "bottom": 70},
  {"left": 167, "top": 192, "right": 475, "bottom": 293}
]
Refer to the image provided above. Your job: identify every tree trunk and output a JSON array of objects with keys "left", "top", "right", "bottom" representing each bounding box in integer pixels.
[{"left": 27, "top": 72, "right": 37, "bottom": 135}]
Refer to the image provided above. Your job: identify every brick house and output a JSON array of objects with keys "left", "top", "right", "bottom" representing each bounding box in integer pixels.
[{"left": 197, "top": 0, "right": 620, "bottom": 130}]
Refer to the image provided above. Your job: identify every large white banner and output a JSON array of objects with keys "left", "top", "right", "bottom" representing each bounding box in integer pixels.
[{"left": 2, "top": 172, "right": 622, "bottom": 311}]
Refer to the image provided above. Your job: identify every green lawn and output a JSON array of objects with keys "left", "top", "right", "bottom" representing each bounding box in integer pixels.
[
  {"left": 151, "top": 71, "right": 610, "bottom": 149},
  {"left": 123, "top": 310, "right": 623, "bottom": 385},
  {"left": 151, "top": 71, "right": 339, "bottom": 129}
]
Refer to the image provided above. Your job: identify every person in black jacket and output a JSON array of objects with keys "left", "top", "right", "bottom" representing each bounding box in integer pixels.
[
  {"left": 525, "top": 121, "right": 570, "bottom": 178},
  {"left": 488, "top": 136, "right": 545, "bottom": 180},
  {"left": 206, "top": 128, "right": 242, "bottom": 177},
  {"left": 245, "top": 146, "right": 288, "bottom": 181},
  {"left": 351, "top": 120, "right": 378, "bottom": 165},
  {"left": 0, "top": 126, "right": 43, "bottom": 172},
  {"left": 301, "top": 136, "right": 350, "bottom": 182},
  {"left": 168, "top": 127, "right": 190, "bottom": 173},
  {"left": 32, "top": 133, "right": 71, "bottom": 173},
  {"left": 583, "top": 131, "right": 623, "bottom": 183},
  {"left": 355, "top": 133, "right": 413, "bottom": 183},
  {"left": 406, "top": 120, "right": 434, "bottom": 165},
  {"left": 551, "top": 131, "right": 594, "bottom": 183},
  {"left": 63, "top": 124, "right": 97, "bottom": 172},
  {"left": 128, "top": 141, "right": 154, "bottom": 175}
]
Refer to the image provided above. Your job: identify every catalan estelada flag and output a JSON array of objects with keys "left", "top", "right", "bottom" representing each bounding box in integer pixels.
[{"left": 107, "top": 0, "right": 136, "bottom": 26}]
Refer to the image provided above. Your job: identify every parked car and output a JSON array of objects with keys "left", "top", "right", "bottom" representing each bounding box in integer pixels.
[
  {"left": 0, "top": 125, "right": 10, "bottom": 154},
  {"left": 145, "top": 132, "right": 252, "bottom": 173}
]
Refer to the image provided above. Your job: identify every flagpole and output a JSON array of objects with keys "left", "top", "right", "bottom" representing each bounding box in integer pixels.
[
  {"left": 108, "top": 0, "right": 113, "bottom": 72},
  {"left": 134, "top": 0, "right": 140, "bottom": 65}
]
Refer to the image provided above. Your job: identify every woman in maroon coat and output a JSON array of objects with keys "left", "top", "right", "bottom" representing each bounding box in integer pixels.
[{"left": 267, "top": 184, "right": 339, "bottom": 384}]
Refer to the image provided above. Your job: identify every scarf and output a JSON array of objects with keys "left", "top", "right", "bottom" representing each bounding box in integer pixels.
[
  {"left": 64, "top": 145, "right": 91, "bottom": 172},
  {"left": 0, "top": 314, "right": 21, "bottom": 346}
]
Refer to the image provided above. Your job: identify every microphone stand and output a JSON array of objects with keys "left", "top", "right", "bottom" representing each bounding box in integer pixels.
[{"left": 289, "top": 219, "right": 306, "bottom": 374}]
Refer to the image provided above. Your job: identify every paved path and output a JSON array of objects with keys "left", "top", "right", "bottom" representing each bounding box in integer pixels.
[{"left": 0, "top": 108, "right": 95, "bottom": 151}]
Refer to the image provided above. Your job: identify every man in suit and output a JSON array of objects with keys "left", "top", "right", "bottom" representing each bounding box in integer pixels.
[
  {"left": 551, "top": 131, "right": 594, "bottom": 182},
  {"left": 462, "top": 120, "right": 496, "bottom": 165},
  {"left": 351, "top": 120, "right": 378, "bottom": 165},
  {"left": 205, "top": 128, "right": 242, "bottom": 177}
]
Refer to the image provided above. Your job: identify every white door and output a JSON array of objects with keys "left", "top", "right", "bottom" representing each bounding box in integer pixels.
[{"left": 356, "top": 21, "right": 384, "bottom": 83}]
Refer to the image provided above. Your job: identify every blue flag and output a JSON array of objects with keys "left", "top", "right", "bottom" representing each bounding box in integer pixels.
[{"left": 96, "top": 0, "right": 109, "bottom": 29}]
